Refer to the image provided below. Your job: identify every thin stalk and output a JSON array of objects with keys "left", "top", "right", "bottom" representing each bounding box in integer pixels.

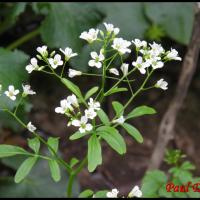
[
  {"left": 66, "top": 157, "right": 87, "bottom": 197},
  {"left": 4, "top": 109, "right": 72, "bottom": 173},
  {"left": 7, "top": 28, "right": 40, "bottom": 50}
]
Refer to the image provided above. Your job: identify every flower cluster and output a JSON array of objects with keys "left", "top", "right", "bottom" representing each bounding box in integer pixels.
[
  {"left": 55, "top": 95, "right": 100, "bottom": 133},
  {"left": 2, "top": 84, "right": 36, "bottom": 101},
  {"left": 106, "top": 185, "right": 142, "bottom": 198}
]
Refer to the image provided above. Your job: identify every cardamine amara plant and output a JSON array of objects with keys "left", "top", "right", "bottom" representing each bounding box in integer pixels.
[{"left": 0, "top": 22, "right": 181, "bottom": 198}]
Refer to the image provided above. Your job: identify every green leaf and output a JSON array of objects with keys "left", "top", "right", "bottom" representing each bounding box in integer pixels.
[
  {"left": 141, "top": 170, "right": 167, "bottom": 198},
  {"left": 48, "top": 160, "right": 61, "bottom": 182},
  {"left": 181, "top": 161, "right": 195, "bottom": 171},
  {"left": 0, "top": 48, "right": 29, "bottom": 130},
  {"left": 97, "top": 109, "right": 110, "bottom": 126},
  {"left": 79, "top": 189, "right": 94, "bottom": 198},
  {"left": 97, "top": 126, "right": 126, "bottom": 155},
  {"left": 122, "top": 123, "right": 143, "bottom": 143},
  {"left": 84, "top": 86, "right": 99, "bottom": 100},
  {"left": 88, "top": 134, "right": 102, "bottom": 172},
  {"left": 40, "top": 3, "right": 103, "bottom": 51},
  {"left": 28, "top": 138, "right": 40, "bottom": 154},
  {"left": 144, "top": 2, "right": 194, "bottom": 45},
  {"left": 127, "top": 105, "right": 156, "bottom": 120},
  {"left": 61, "top": 78, "right": 85, "bottom": 103},
  {"left": 0, "top": 3, "right": 27, "bottom": 34},
  {"left": 96, "top": 3, "right": 148, "bottom": 40},
  {"left": 104, "top": 87, "right": 128, "bottom": 96},
  {"left": 112, "top": 101, "right": 124, "bottom": 117},
  {"left": 14, "top": 157, "right": 38, "bottom": 183},
  {"left": 0, "top": 155, "right": 80, "bottom": 197},
  {"left": 94, "top": 190, "right": 109, "bottom": 198},
  {"left": 70, "top": 157, "right": 79, "bottom": 168},
  {"left": 0, "top": 145, "right": 28, "bottom": 158},
  {"left": 47, "top": 137, "right": 59, "bottom": 155},
  {"left": 69, "top": 131, "right": 90, "bottom": 140}
]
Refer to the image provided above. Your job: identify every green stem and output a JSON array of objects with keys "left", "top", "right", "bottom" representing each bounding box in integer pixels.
[
  {"left": 104, "top": 67, "right": 137, "bottom": 96},
  {"left": 4, "top": 109, "right": 72, "bottom": 173},
  {"left": 66, "top": 157, "right": 87, "bottom": 197},
  {"left": 7, "top": 28, "right": 40, "bottom": 50},
  {"left": 14, "top": 96, "right": 24, "bottom": 115},
  {"left": 82, "top": 73, "right": 134, "bottom": 82}
]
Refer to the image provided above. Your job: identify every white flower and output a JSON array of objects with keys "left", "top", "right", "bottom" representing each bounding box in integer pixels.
[
  {"left": 156, "top": 79, "right": 168, "bottom": 90},
  {"left": 166, "top": 48, "right": 182, "bottom": 61},
  {"left": 112, "top": 38, "right": 131, "bottom": 55},
  {"left": 88, "top": 98, "right": 100, "bottom": 111},
  {"left": 48, "top": 54, "right": 63, "bottom": 69},
  {"left": 103, "top": 22, "right": 120, "bottom": 35},
  {"left": 112, "top": 116, "right": 125, "bottom": 124},
  {"left": 4, "top": 85, "right": 19, "bottom": 101},
  {"left": 80, "top": 28, "right": 99, "bottom": 43},
  {"left": 109, "top": 68, "right": 119, "bottom": 76},
  {"left": 84, "top": 108, "right": 97, "bottom": 119},
  {"left": 147, "top": 57, "right": 164, "bottom": 70},
  {"left": 132, "top": 56, "right": 150, "bottom": 74},
  {"left": 128, "top": 186, "right": 142, "bottom": 198},
  {"left": 55, "top": 99, "right": 73, "bottom": 114},
  {"left": 67, "top": 94, "right": 79, "bottom": 108},
  {"left": 88, "top": 50, "right": 105, "bottom": 68},
  {"left": 68, "top": 69, "right": 82, "bottom": 78},
  {"left": 132, "top": 39, "right": 147, "bottom": 49},
  {"left": 149, "top": 42, "right": 164, "bottom": 56},
  {"left": 106, "top": 189, "right": 119, "bottom": 198},
  {"left": 22, "top": 84, "right": 36, "bottom": 96},
  {"left": 72, "top": 116, "right": 93, "bottom": 133},
  {"left": 27, "top": 122, "right": 37, "bottom": 133},
  {"left": 120, "top": 63, "right": 129, "bottom": 76},
  {"left": 36, "top": 45, "right": 48, "bottom": 57},
  {"left": 26, "top": 58, "right": 39, "bottom": 74},
  {"left": 59, "top": 47, "right": 78, "bottom": 61}
]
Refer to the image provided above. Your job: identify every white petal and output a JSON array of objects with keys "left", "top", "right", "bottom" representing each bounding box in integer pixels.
[
  {"left": 90, "top": 52, "right": 98, "bottom": 59},
  {"left": 88, "top": 60, "right": 96, "bottom": 67}
]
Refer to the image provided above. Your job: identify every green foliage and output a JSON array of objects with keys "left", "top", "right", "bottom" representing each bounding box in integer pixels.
[
  {"left": 104, "top": 87, "right": 128, "bottom": 96},
  {"left": 78, "top": 189, "right": 94, "bottom": 198},
  {"left": 164, "top": 149, "right": 186, "bottom": 165},
  {"left": 28, "top": 137, "right": 40, "bottom": 154},
  {"left": 69, "top": 131, "right": 90, "bottom": 140},
  {"left": 88, "top": 134, "right": 102, "bottom": 172},
  {"left": 40, "top": 3, "right": 103, "bottom": 51},
  {"left": 141, "top": 149, "right": 200, "bottom": 198},
  {"left": 47, "top": 137, "right": 59, "bottom": 155},
  {"left": 145, "top": 24, "right": 166, "bottom": 41},
  {"left": 0, "top": 156, "right": 80, "bottom": 197},
  {"left": 126, "top": 105, "right": 156, "bottom": 120},
  {"left": 84, "top": 86, "right": 99, "bottom": 100},
  {"left": 97, "top": 109, "right": 110, "bottom": 126},
  {"left": 112, "top": 101, "right": 124, "bottom": 117},
  {"left": 144, "top": 2, "right": 194, "bottom": 45},
  {"left": 0, "top": 3, "right": 27, "bottom": 34},
  {"left": 14, "top": 156, "right": 38, "bottom": 183},
  {"left": 0, "top": 48, "right": 29, "bottom": 129},
  {"left": 0, "top": 145, "right": 29, "bottom": 158},
  {"left": 48, "top": 159, "right": 61, "bottom": 182},
  {"left": 122, "top": 123, "right": 143, "bottom": 143},
  {"left": 61, "top": 78, "right": 85, "bottom": 104},
  {"left": 97, "top": 126, "right": 126, "bottom": 155},
  {"left": 69, "top": 157, "right": 79, "bottom": 168}
]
